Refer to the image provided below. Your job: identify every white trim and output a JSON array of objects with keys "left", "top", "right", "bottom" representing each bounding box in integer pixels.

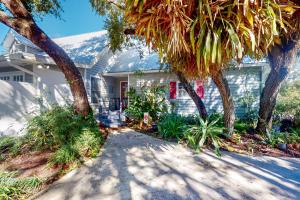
[
  {"left": 127, "top": 73, "right": 130, "bottom": 107},
  {"left": 119, "top": 81, "right": 128, "bottom": 99},
  {"left": 103, "top": 70, "right": 162, "bottom": 76},
  {"left": 90, "top": 76, "right": 101, "bottom": 104},
  {"left": 0, "top": 71, "right": 25, "bottom": 82},
  {"left": 84, "top": 68, "right": 87, "bottom": 87},
  {"left": 7, "top": 62, "right": 37, "bottom": 76},
  {"left": 177, "top": 81, "right": 195, "bottom": 99},
  {"left": 120, "top": 80, "right": 128, "bottom": 112}
]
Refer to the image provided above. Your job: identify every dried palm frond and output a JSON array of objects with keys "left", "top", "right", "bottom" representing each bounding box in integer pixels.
[{"left": 125, "top": 0, "right": 299, "bottom": 79}]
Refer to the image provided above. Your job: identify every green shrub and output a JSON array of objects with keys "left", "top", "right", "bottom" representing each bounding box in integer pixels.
[
  {"left": 0, "top": 137, "right": 15, "bottom": 153},
  {"left": 276, "top": 80, "right": 300, "bottom": 126},
  {"left": 185, "top": 116, "right": 223, "bottom": 156},
  {"left": 157, "top": 114, "right": 186, "bottom": 139},
  {"left": 49, "top": 145, "right": 80, "bottom": 166},
  {"left": 234, "top": 119, "right": 251, "bottom": 133},
  {"left": 0, "top": 171, "right": 43, "bottom": 200},
  {"left": 267, "top": 130, "right": 300, "bottom": 147},
  {"left": 125, "top": 83, "right": 168, "bottom": 122},
  {"left": 18, "top": 105, "right": 104, "bottom": 165},
  {"left": 74, "top": 127, "right": 103, "bottom": 157},
  {"left": 183, "top": 114, "right": 200, "bottom": 125},
  {"left": 238, "top": 91, "right": 258, "bottom": 123}
]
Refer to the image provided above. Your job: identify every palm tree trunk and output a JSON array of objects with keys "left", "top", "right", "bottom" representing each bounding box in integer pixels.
[
  {"left": 211, "top": 70, "right": 235, "bottom": 134},
  {"left": 256, "top": 35, "right": 300, "bottom": 134},
  {"left": 175, "top": 71, "right": 208, "bottom": 119}
]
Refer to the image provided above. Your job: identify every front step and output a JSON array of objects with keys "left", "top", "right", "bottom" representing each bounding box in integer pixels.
[{"left": 97, "top": 111, "right": 127, "bottom": 128}]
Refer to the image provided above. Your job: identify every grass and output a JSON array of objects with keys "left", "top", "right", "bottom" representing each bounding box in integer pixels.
[{"left": 0, "top": 171, "right": 43, "bottom": 200}]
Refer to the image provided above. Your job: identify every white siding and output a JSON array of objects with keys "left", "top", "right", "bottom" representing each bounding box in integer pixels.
[
  {"left": 0, "top": 80, "right": 37, "bottom": 136},
  {"left": 127, "top": 67, "right": 262, "bottom": 117},
  {"left": 33, "top": 66, "right": 73, "bottom": 107}
]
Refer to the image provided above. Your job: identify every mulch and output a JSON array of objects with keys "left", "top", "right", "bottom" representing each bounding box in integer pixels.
[{"left": 125, "top": 123, "right": 300, "bottom": 158}]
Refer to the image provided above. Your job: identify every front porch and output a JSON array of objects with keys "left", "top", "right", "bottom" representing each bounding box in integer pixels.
[
  {"left": 97, "top": 72, "right": 130, "bottom": 113},
  {"left": 95, "top": 73, "right": 130, "bottom": 128}
]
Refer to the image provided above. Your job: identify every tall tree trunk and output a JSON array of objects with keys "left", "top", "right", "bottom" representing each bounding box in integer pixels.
[
  {"left": 256, "top": 34, "right": 300, "bottom": 134},
  {"left": 175, "top": 71, "right": 208, "bottom": 119},
  {"left": 0, "top": 0, "right": 91, "bottom": 116},
  {"left": 211, "top": 70, "right": 235, "bottom": 134}
]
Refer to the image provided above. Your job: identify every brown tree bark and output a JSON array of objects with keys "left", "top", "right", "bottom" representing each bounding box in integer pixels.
[
  {"left": 256, "top": 34, "right": 300, "bottom": 134},
  {"left": 211, "top": 70, "right": 235, "bottom": 134},
  {"left": 0, "top": 0, "right": 91, "bottom": 116},
  {"left": 175, "top": 71, "right": 208, "bottom": 119}
]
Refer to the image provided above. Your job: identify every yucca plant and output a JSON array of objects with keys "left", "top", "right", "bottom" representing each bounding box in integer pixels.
[{"left": 185, "top": 116, "right": 223, "bottom": 156}]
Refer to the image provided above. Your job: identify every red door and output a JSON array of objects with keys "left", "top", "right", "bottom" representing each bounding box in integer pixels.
[{"left": 120, "top": 81, "right": 128, "bottom": 109}]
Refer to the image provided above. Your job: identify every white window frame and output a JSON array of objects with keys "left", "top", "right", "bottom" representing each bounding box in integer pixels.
[
  {"left": 90, "top": 76, "right": 101, "bottom": 104},
  {"left": 0, "top": 71, "right": 25, "bottom": 82},
  {"left": 119, "top": 81, "right": 128, "bottom": 99},
  {"left": 177, "top": 81, "right": 195, "bottom": 99}
]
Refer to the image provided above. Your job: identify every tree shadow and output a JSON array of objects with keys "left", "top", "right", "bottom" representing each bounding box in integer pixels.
[{"left": 36, "top": 129, "right": 300, "bottom": 200}]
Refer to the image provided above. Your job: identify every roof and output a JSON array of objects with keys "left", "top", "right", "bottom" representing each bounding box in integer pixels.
[
  {"left": 104, "top": 45, "right": 161, "bottom": 73},
  {"left": 2, "top": 29, "right": 270, "bottom": 73},
  {"left": 2, "top": 30, "right": 108, "bottom": 65}
]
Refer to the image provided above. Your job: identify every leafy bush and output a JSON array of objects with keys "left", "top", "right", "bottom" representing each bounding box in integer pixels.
[
  {"left": 234, "top": 119, "right": 251, "bottom": 133},
  {"left": 185, "top": 116, "right": 223, "bottom": 156},
  {"left": 49, "top": 145, "right": 80, "bottom": 166},
  {"left": 275, "top": 80, "right": 300, "bottom": 128},
  {"left": 125, "top": 83, "right": 168, "bottom": 122},
  {"left": 11, "top": 106, "right": 104, "bottom": 166},
  {"left": 238, "top": 91, "right": 258, "bottom": 123},
  {"left": 0, "top": 137, "right": 15, "bottom": 154},
  {"left": 157, "top": 114, "right": 186, "bottom": 139},
  {"left": 267, "top": 130, "right": 300, "bottom": 147},
  {"left": 0, "top": 171, "right": 43, "bottom": 200},
  {"left": 74, "top": 127, "right": 103, "bottom": 157},
  {"left": 183, "top": 114, "right": 200, "bottom": 125}
]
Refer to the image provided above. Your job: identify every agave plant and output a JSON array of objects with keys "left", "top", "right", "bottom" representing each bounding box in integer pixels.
[{"left": 185, "top": 116, "right": 223, "bottom": 156}]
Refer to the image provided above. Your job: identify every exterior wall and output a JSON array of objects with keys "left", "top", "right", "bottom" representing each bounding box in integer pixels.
[
  {"left": 33, "top": 66, "right": 73, "bottom": 107},
  {"left": 0, "top": 65, "right": 86, "bottom": 136},
  {"left": 128, "top": 67, "right": 263, "bottom": 117},
  {"left": 0, "top": 65, "right": 34, "bottom": 83},
  {"left": 0, "top": 80, "right": 37, "bottom": 136}
]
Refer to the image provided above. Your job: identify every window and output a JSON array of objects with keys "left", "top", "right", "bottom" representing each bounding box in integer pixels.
[
  {"left": 0, "top": 76, "right": 10, "bottom": 81},
  {"left": 170, "top": 81, "right": 204, "bottom": 100},
  {"left": 13, "top": 75, "right": 23, "bottom": 82},
  {"left": 177, "top": 82, "right": 195, "bottom": 99},
  {"left": 91, "top": 77, "right": 101, "bottom": 104}
]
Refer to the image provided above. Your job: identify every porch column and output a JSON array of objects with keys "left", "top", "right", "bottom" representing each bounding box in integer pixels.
[{"left": 128, "top": 73, "right": 130, "bottom": 107}]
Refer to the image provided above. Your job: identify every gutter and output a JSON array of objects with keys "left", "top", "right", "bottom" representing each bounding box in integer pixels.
[{"left": 103, "top": 69, "right": 164, "bottom": 76}]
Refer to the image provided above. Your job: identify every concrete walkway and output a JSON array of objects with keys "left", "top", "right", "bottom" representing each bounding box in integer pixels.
[{"left": 35, "top": 128, "right": 300, "bottom": 200}]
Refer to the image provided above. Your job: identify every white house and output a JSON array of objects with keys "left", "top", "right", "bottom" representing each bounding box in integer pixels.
[{"left": 0, "top": 30, "right": 270, "bottom": 135}]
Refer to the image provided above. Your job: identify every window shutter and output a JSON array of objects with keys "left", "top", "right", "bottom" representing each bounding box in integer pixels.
[
  {"left": 170, "top": 81, "right": 177, "bottom": 99},
  {"left": 196, "top": 80, "right": 204, "bottom": 99}
]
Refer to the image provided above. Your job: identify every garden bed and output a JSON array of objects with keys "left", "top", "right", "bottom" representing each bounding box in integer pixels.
[
  {"left": 222, "top": 133, "right": 300, "bottom": 158},
  {"left": 127, "top": 122, "right": 300, "bottom": 158}
]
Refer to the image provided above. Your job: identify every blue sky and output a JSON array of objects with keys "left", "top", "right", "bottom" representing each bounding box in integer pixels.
[{"left": 0, "top": 0, "right": 105, "bottom": 53}]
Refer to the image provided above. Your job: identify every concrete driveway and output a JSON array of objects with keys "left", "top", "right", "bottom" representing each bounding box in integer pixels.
[{"left": 35, "top": 128, "right": 300, "bottom": 200}]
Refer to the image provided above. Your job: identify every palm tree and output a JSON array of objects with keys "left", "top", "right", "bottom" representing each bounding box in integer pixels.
[
  {"left": 92, "top": 0, "right": 298, "bottom": 133},
  {"left": 256, "top": 4, "right": 300, "bottom": 133}
]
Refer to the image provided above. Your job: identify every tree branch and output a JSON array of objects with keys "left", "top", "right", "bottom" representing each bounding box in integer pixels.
[
  {"left": 0, "top": 0, "right": 32, "bottom": 19},
  {"left": 106, "top": 0, "right": 125, "bottom": 11},
  {"left": 0, "top": 9, "right": 19, "bottom": 30}
]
